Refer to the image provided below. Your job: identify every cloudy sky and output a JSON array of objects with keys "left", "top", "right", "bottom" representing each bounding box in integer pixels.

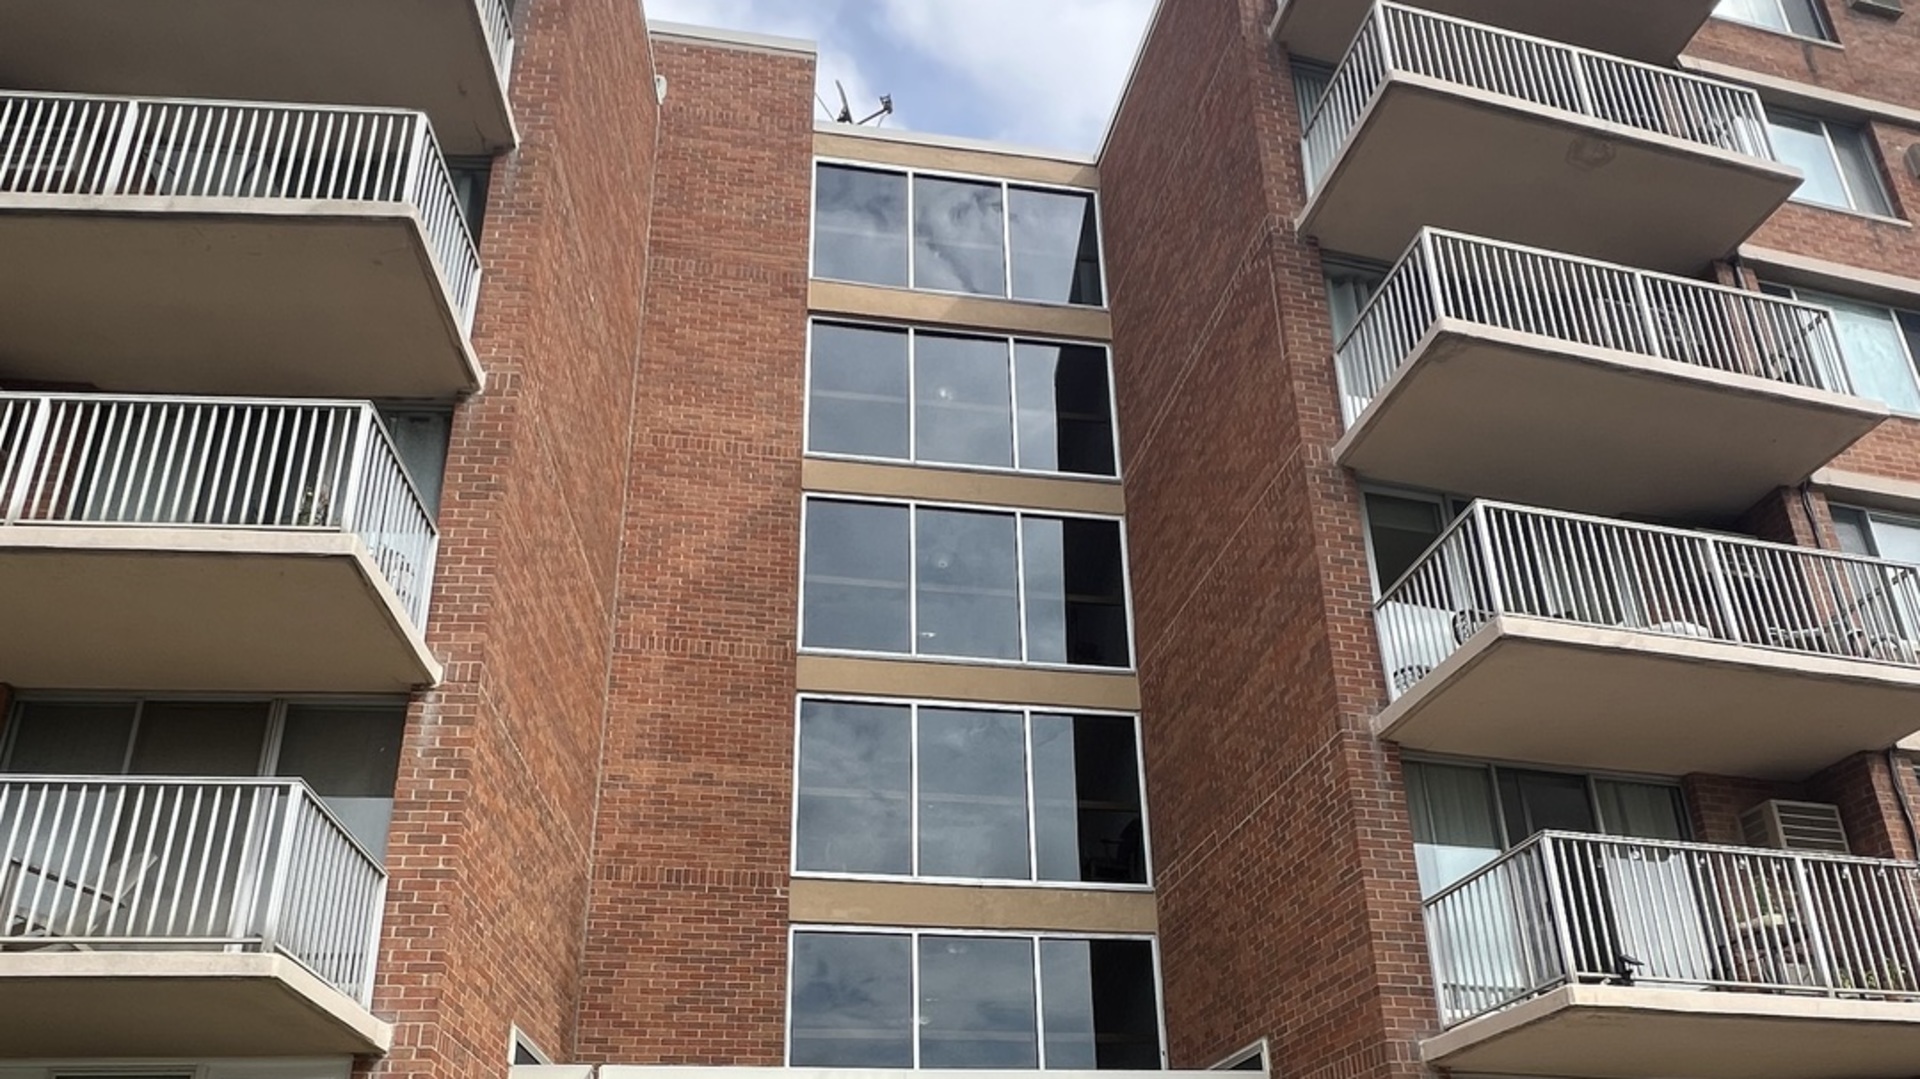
[{"left": 643, "top": 0, "right": 1159, "bottom": 153}]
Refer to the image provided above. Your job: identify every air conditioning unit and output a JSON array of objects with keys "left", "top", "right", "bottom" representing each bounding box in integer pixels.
[{"left": 1741, "top": 799, "right": 1850, "bottom": 854}]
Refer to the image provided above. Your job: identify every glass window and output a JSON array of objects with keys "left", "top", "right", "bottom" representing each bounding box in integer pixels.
[
  {"left": 378, "top": 409, "right": 451, "bottom": 516},
  {"left": 814, "top": 165, "right": 910, "bottom": 287},
  {"left": 1008, "top": 187, "right": 1104, "bottom": 306},
  {"left": 275, "top": 704, "right": 406, "bottom": 858},
  {"left": 789, "top": 932, "right": 915, "bottom": 1067},
  {"left": 4, "top": 702, "right": 137, "bottom": 773},
  {"left": 127, "top": 701, "right": 271, "bottom": 776},
  {"left": 1766, "top": 110, "right": 1894, "bottom": 216},
  {"left": 806, "top": 323, "right": 1118, "bottom": 478},
  {"left": 1785, "top": 289, "right": 1920, "bottom": 411},
  {"left": 808, "top": 323, "right": 912, "bottom": 460},
  {"left": 801, "top": 500, "right": 912, "bottom": 653},
  {"left": 1713, "top": 0, "right": 1832, "bottom": 39},
  {"left": 811, "top": 163, "right": 1105, "bottom": 307},
  {"left": 794, "top": 699, "right": 1149, "bottom": 885},
  {"left": 915, "top": 176, "right": 1007, "bottom": 297},
  {"left": 801, "top": 499, "right": 1132, "bottom": 668},
  {"left": 1364, "top": 492, "right": 1448, "bottom": 592},
  {"left": 788, "top": 929, "right": 1164, "bottom": 1069},
  {"left": 916, "top": 333, "right": 1015, "bottom": 468}
]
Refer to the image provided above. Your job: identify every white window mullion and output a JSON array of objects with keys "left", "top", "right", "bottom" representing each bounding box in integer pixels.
[
  {"left": 1030, "top": 935, "right": 1048, "bottom": 1068},
  {"left": 1821, "top": 120, "right": 1860, "bottom": 212},
  {"left": 908, "top": 503, "right": 921, "bottom": 657},
  {"left": 910, "top": 929, "right": 924, "bottom": 1068},
  {"left": 1023, "top": 711, "right": 1040, "bottom": 883},
  {"left": 909, "top": 703, "right": 922, "bottom": 877},
  {"left": 1013, "top": 509, "right": 1031, "bottom": 662}
]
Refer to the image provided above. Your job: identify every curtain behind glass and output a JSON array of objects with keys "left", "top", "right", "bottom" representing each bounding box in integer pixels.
[
  {"left": 1405, "top": 761, "right": 1502, "bottom": 897},
  {"left": 1813, "top": 293, "right": 1920, "bottom": 412}
]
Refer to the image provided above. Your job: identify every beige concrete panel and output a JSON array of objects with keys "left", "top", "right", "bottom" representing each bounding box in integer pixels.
[
  {"left": 0, "top": 527, "right": 441, "bottom": 692},
  {"left": 790, "top": 879, "right": 1158, "bottom": 933},
  {"left": 796, "top": 656, "right": 1139, "bottom": 711},
  {"left": 810, "top": 281, "right": 1112, "bottom": 340},
  {"left": 1275, "top": 0, "right": 1718, "bottom": 63},
  {"left": 1814, "top": 468, "right": 1920, "bottom": 516},
  {"left": 1425, "top": 984, "right": 1920, "bottom": 1079},
  {"left": 651, "top": 22, "right": 817, "bottom": 56},
  {"left": 803, "top": 459, "right": 1125, "bottom": 515},
  {"left": 1375, "top": 617, "right": 1920, "bottom": 780},
  {"left": 0, "top": 952, "right": 391, "bottom": 1056},
  {"left": 1334, "top": 323, "right": 1886, "bottom": 518},
  {"left": 1740, "top": 246, "right": 1920, "bottom": 311},
  {"left": 815, "top": 130, "right": 1099, "bottom": 188},
  {"left": 1298, "top": 77, "right": 1802, "bottom": 271},
  {"left": 0, "top": 0, "right": 513, "bottom": 155},
  {"left": 0, "top": 202, "right": 479, "bottom": 398},
  {"left": 602, "top": 1068, "right": 1222, "bottom": 1079}
]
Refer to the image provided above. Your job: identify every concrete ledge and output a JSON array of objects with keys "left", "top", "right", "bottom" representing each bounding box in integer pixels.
[
  {"left": 796, "top": 655, "right": 1139, "bottom": 711},
  {"left": 809, "top": 281, "right": 1112, "bottom": 340},
  {"left": 802, "top": 459, "right": 1124, "bottom": 515},
  {"left": 790, "top": 879, "right": 1157, "bottom": 933}
]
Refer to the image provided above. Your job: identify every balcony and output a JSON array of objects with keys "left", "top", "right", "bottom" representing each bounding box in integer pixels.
[
  {"left": 0, "top": 92, "right": 482, "bottom": 399},
  {"left": 0, "top": 0, "right": 515, "bottom": 156},
  {"left": 1300, "top": 4, "right": 1800, "bottom": 272},
  {"left": 1273, "top": 0, "right": 1720, "bottom": 65},
  {"left": 1375, "top": 502, "right": 1920, "bottom": 779},
  {"left": 0, "top": 777, "right": 390, "bottom": 1056},
  {"left": 0, "top": 393, "right": 441, "bottom": 693},
  {"left": 1336, "top": 231, "right": 1886, "bottom": 518},
  {"left": 1423, "top": 832, "right": 1920, "bottom": 1079}
]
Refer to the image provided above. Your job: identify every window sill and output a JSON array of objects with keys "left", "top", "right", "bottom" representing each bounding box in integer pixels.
[
  {"left": 811, "top": 273, "right": 1112, "bottom": 315},
  {"left": 1784, "top": 197, "right": 1912, "bottom": 227},
  {"left": 1707, "top": 15, "right": 1845, "bottom": 48},
  {"left": 798, "top": 647, "right": 1137, "bottom": 677},
  {"left": 805, "top": 451, "right": 1125, "bottom": 486}
]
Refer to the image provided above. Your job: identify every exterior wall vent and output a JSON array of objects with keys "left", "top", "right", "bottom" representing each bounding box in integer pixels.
[
  {"left": 1847, "top": 0, "right": 1904, "bottom": 19},
  {"left": 1741, "top": 799, "right": 1851, "bottom": 854}
]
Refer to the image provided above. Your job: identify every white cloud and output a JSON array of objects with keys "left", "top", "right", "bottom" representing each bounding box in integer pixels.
[{"left": 877, "top": 0, "right": 1154, "bottom": 149}]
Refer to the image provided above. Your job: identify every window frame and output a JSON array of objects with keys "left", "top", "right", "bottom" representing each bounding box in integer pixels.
[
  {"left": 803, "top": 317, "right": 1124, "bottom": 481},
  {"left": 1711, "top": 0, "right": 1836, "bottom": 42},
  {"left": 789, "top": 694, "right": 1153, "bottom": 890},
  {"left": 784, "top": 924, "right": 1169, "bottom": 1070},
  {"left": 798, "top": 494, "right": 1138, "bottom": 671},
  {"left": 810, "top": 157, "right": 1110, "bottom": 309},
  {"left": 1403, "top": 753, "right": 1693, "bottom": 852},
  {"left": 1765, "top": 109, "right": 1896, "bottom": 218},
  {"left": 1762, "top": 283, "right": 1920, "bottom": 414},
  {"left": 1357, "top": 484, "right": 1475, "bottom": 598}
]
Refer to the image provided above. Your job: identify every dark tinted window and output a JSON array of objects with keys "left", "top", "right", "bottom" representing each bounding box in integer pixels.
[
  {"left": 1032, "top": 714, "right": 1147, "bottom": 884},
  {"left": 794, "top": 700, "right": 913, "bottom": 875},
  {"left": 1016, "top": 342, "right": 1115, "bottom": 475},
  {"left": 789, "top": 933, "right": 915, "bottom": 1066},
  {"left": 1024, "top": 516, "right": 1131, "bottom": 667},
  {"left": 802, "top": 501, "right": 912, "bottom": 652},
  {"left": 1009, "top": 187, "right": 1103, "bottom": 306},
  {"left": 808, "top": 323, "right": 911, "bottom": 460}
]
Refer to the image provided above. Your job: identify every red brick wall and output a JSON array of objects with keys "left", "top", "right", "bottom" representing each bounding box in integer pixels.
[
  {"left": 368, "top": 0, "right": 662, "bottom": 1074},
  {"left": 573, "top": 35, "right": 815, "bottom": 1064},
  {"left": 1809, "top": 751, "right": 1920, "bottom": 859},
  {"left": 1684, "top": 773, "right": 1807, "bottom": 845},
  {"left": 1101, "top": 1, "right": 1428, "bottom": 1076}
]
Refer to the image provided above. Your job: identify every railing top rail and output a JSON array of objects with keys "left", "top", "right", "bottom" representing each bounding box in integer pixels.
[
  {"left": 1464, "top": 499, "right": 1916, "bottom": 573},
  {"left": 0, "top": 87, "right": 434, "bottom": 122},
  {"left": 1419, "top": 830, "right": 1549, "bottom": 907},
  {"left": 0, "top": 390, "right": 379, "bottom": 412},
  {"left": 1374, "top": 502, "right": 1481, "bottom": 603},
  {"left": 1299, "top": 4, "right": 1387, "bottom": 137},
  {"left": 0, "top": 773, "right": 388, "bottom": 874},
  {"left": 1408, "top": 227, "right": 1842, "bottom": 317}
]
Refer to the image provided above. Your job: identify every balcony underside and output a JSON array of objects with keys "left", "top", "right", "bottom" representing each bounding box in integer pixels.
[
  {"left": 0, "top": 951, "right": 390, "bottom": 1056},
  {"left": 1424, "top": 984, "right": 1920, "bottom": 1079},
  {"left": 1301, "top": 78, "right": 1801, "bottom": 272},
  {"left": 0, "top": 527, "right": 440, "bottom": 693},
  {"left": 0, "top": 0, "right": 512, "bottom": 156},
  {"left": 0, "top": 200, "right": 479, "bottom": 399},
  {"left": 1335, "top": 323, "right": 1887, "bottom": 518},
  {"left": 1375, "top": 616, "right": 1920, "bottom": 779},
  {"left": 1275, "top": 0, "right": 1719, "bottom": 64}
]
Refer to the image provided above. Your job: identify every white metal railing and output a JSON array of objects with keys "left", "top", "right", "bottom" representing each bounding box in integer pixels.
[
  {"left": 0, "top": 91, "right": 480, "bottom": 330},
  {"left": 1377, "top": 501, "right": 1920, "bottom": 699},
  {"left": 0, "top": 777, "right": 386, "bottom": 1005},
  {"left": 479, "top": 0, "right": 518, "bottom": 83},
  {"left": 1303, "top": 3, "right": 1775, "bottom": 194},
  {"left": 0, "top": 393, "right": 438, "bottom": 629},
  {"left": 1336, "top": 230, "right": 1852, "bottom": 426},
  {"left": 1426, "top": 831, "right": 1920, "bottom": 1027}
]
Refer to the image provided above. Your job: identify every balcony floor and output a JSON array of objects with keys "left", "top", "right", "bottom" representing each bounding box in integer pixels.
[
  {"left": 1275, "top": 0, "right": 1720, "bottom": 64},
  {"left": 0, "top": 527, "right": 440, "bottom": 693},
  {"left": 0, "top": 0, "right": 513, "bottom": 155},
  {"left": 1425, "top": 983, "right": 1920, "bottom": 1079},
  {"left": 1335, "top": 322, "right": 1887, "bottom": 518},
  {"left": 1302, "top": 78, "right": 1802, "bottom": 272},
  {"left": 0, "top": 951, "right": 391, "bottom": 1056},
  {"left": 0, "top": 200, "right": 479, "bottom": 399},
  {"left": 1375, "top": 616, "right": 1920, "bottom": 779}
]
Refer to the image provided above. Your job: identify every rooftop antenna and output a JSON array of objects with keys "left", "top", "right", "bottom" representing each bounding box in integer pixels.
[{"left": 817, "top": 79, "right": 893, "bottom": 126}]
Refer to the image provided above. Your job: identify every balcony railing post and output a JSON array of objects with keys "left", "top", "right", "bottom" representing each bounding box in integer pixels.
[
  {"left": 98, "top": 100, "right": 140, "bottom": 195},
  {"left": 1701, "top": 534, "right": 1750, "bottom": 644},
  {"left": 336, "top": 405, "right": 376, "bottom": 534},
  {"left": 1788, "top": 854, "right": 1841, "bottom": 995},
  {"left": 1630, "top": 270, "right": 1662, "bottom": 358},
  {"left": 358, "top": 872, "right": 389, "bottom": 1007},
  {"left": 1418, "top": 229, "right": 1445, "bottom": 321},
  {"left": 1375, "top": 3, "right": 1397, "bottom": 70},
  {"left": 3, "top": 397, "right": 53, "bottom": 523},
  {"left": 1471, "top": 502, "right": 1506, "bottom": 616},
  {"left": 254, "top": 783, "right": 302, "bottom": 956},
  {"left": 1536, "top": 836, "right": 1579, "bottom": 989},
  {"left": 1570, "top": 52, "right": 1598, "bottom": 117}
]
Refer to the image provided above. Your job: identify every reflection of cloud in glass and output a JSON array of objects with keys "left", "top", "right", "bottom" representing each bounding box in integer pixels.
[
  {"left": 919, "top": 935, "right": 1038, "bottom": 1067},
  {"left": 796, "top": 702, "right": 912, "bottom": 874},
  {"left": 1008, "top": 188, "right": 1101, "bottom": 305},
  {"left": 791, "top": 933, "right": 915, "bottom": 1067},
  {"left": 915, "top": 334, "right": 1012, "bottom": 468},
  {"left": 914, "top": 177, "right": 1006, "bottom": 297},
  {"left": 917, "top": 509, "right": 1021, "bottom": 659},
  {"left": 1021, "top": 517, "right": 1068, "bottom": 663},
  {"left": 918, "top": 709, "right": 1029, "bottom": 878},
  {"left": 815, "top": 166, "right": 909, "bottom": 287},
  {"left": 803, "top": 501, "right": 911, "bottom": 653},
  {"left": 1040, "top": 939, "right": 1098, "bottom": 1068},
  {"left": 809, "top": 323, "right": 911, "bottom": 460}
]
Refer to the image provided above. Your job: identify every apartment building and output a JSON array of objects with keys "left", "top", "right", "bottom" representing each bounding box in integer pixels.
[{"left": 1, "top": 0, "right": 1919, "bottom": 1078}]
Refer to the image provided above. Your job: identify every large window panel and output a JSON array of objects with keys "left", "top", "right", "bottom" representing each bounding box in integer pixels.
[
  {"left": 794, "top": 698, "right": 1149, "bottom": 885},
  {"left": 1766, "top": 110, "right": 1894, "bottom": 216},
  {"left": 1811, "top": 292, "right": 1920, "bottom": 412},
  {"left": 794, "top": 700, "right": 914, "bottom": 875},
  {"left": 789, "top": 932, "right": 915, "bottom": 1067},
  {"left": 808, "top": 323, "right": 911, "bottom": 460},
  {"left": 916, "top": 333, "right": 1015, "bottom": 468},
  {"left": 801, "top": 499, "right": 1133, "bottom": 668},
  {"left": 1015, "top": 342, "right": 1117, "bottom": 476},
  {"left": 788, "top": 929, "right": 1165, "bottom": 1069},
  {"left": 914, "top": 176, "right": 1007, "bottom": 297},
  {"left": 802, "top": 500, "right": 912, "bottom": 653},
  {"left": 917, "top": 708, "right": 1031, "bottom": 879},
  {"left": 1009, "top": 187, "right": 1104, "bottom": 306},
  {"left": 1713, "top": 0, "right": 1831, "bottom": 39},
  {"left": 814, "top": 165, "right": 910, "bottom": 287}
]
